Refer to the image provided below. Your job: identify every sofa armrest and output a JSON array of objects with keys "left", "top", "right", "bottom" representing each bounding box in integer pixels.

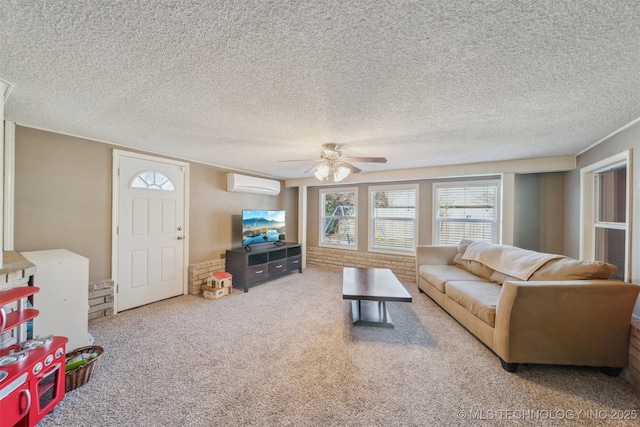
[
  {"left": 415, "top": 245, "right": 458, "bottom": 285},
  {"left": 416, "top": 245, "right": 457, "bottom": 266},
  {"left": 494, "top": 280, "right": 640, "bottom": 367}
]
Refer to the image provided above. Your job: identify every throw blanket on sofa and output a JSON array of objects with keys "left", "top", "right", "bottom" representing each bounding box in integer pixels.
[{"left": 461, "top": 241, "right": 565, "bottom": 280}]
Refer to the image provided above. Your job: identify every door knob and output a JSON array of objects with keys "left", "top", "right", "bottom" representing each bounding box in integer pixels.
[
  {"left": 177, "top": 236, "right": 184, "bottom": 240},
  {"left": 177, "top": 226, "right": 183, "bottom": 231}
]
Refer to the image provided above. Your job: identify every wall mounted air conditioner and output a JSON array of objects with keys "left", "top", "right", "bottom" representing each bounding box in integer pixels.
[{"left": 226, "top": 173, "right": 281, "bottom": 196}]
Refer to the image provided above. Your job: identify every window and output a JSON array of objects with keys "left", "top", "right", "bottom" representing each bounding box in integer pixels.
[
  {"left": 593, "top": 162, "right": 627, "bottom": 281},
  {"left": 369, "top": 185, "right": 417, "bottom": 253},
  {"left": 580, "top": 151, "right": 630, "bottom": 282},
  {"left": 320, "top": 188, "right": 357, "bottom": 248},
  {"left": 433, "top": 180, "right": 500, "bottom": 245},
  {"left": 131, "top": 171, "right": 175, "bottom": 191}
]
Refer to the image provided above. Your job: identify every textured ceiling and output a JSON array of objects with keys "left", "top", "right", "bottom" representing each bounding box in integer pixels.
[{"left": 1, "top": 1, "right": 638, "bottom": 179}]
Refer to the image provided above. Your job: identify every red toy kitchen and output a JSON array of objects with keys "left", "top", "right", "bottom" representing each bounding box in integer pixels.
[{"left": 0, "top": 285, "right": 68, "bottom": 427}]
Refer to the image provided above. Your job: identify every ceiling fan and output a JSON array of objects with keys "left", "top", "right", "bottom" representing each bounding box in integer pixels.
[{"left": 279, "top": 143, "right": 387, "bottom": 182}]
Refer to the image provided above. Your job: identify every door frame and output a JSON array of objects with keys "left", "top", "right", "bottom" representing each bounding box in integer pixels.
[{"left": 111, "top": 149, "right": 190, "bottom": 314}]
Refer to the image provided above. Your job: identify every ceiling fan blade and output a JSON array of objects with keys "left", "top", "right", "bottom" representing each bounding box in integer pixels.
[
  {"left": 278, "top": 159, "right": 319, "bottom": 163},
  {"left": 341, "top": 162, "right": 361, "bottom": 173},
  {"left": 303, "top": 163, "right": 321, "bottom": 174},
  {"left": 342, "top": 156, "right": 387, "bottom": 163}
]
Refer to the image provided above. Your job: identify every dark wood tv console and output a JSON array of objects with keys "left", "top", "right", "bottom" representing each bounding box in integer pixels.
[{"left": 225, "top": 242, "right": 302, "bottom": 292}]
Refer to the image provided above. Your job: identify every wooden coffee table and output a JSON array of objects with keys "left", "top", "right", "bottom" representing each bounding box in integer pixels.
[{"left": 342, "top": 267, "right": 412, "bottom": 328}]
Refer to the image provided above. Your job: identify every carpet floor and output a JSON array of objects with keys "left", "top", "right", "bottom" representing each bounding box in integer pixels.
[{"left": 39, "top": 267, "right": 639, "bottom": 426}]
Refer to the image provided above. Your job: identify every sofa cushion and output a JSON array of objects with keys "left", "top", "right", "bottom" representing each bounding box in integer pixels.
[
  {"left": 529, "top": 257, "right": 618, "bottom": 281},
  {"left": 489, "top": 270, "right": 521, "bottom": 285},
  {"left": 453, "top": 253, "right": 495, "bottom": 280},
  {"left": 457, "top": 239, "right": 474, "bottom": 254},
  {"left": 419, "top": 265, "right": 488, "bottom": 293},
  {"left": 445, "top": 281, "right": 502, "bottom": 327}
]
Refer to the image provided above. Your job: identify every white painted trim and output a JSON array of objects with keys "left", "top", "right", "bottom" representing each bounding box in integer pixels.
[
  {"left": 580, "top": 149, "right": 631, "bottom": 174},
  {"left": 111, "top": 153, "right": 119, "bottom": 313},
  {"left": 579, "top": 176, "right": 592, "bottom": 261},
  {"left": 183, "top": 163, "right": 191, "bottom": 297},
  {"left": 111, "top": 149, "right": 191, "bottom": 314},
  {"left": 298, "top": 186, "right": 307, "bottom": 268},
  {"left": 501, "top": 173, "right": 514, "bottom": 245},
  {"left": 579, "top": 150, "right": 631, "bottom": 280},
  {"left": 3, "top": 121, "right": 15, "bottom": 250},
  {"left": 114, "top": 149, "right": 190, "bottom": 169}
]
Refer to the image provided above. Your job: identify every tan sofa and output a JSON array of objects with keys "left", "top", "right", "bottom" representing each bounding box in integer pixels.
[{"left": 416, "top": 240, "right": 640, "bottom": 375}]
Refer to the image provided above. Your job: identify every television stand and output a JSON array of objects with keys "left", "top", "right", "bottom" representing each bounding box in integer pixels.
[{"left": 225, "top": 242, "right": 302, "bottom": 292}]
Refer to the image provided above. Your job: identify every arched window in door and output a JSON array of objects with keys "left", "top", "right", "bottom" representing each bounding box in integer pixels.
[{"left": 130, "top": 171, "right": 175, "bottom": 191}]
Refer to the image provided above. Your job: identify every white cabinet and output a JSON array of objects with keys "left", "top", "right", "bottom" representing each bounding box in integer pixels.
[{"left": 21, "top": 249, "right": 89, "bottom": 352}]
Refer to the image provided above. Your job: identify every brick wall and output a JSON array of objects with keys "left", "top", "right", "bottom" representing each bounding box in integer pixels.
[
  {"left": 306, "top": 246, "right": 416, "bottom": 283},
  {"left": 187, "top": 247, "right": 418, "bottom": 292},
  {"left": 88, "top": 279, "right": 114, "bottom": 324},
  {"left": 188, "top": 259, "right": 227, "bottom": 294},
  {"left": 627, "top": 318, "right": 640, "bottom": 394}
]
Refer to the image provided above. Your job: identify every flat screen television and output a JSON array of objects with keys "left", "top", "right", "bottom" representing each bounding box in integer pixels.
[{"left": 242, "top": 210, "right": 286, "bottom": 246}]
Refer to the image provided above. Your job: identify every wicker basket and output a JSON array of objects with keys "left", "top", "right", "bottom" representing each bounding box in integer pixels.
[{"left": 65, "top": 345, "right": 104, "bottom": 392}]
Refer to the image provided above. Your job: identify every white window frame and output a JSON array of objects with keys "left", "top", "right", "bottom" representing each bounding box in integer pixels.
[
  {"left": 319, "top": 187, "right": 358, "bottom": 250},
  {"left": 432, "top": 179, "right": 501, "bottom": 245},
  {"left": 580, "top": 150, "right": 631, "bottom": 281},
  {"left": 368, "top": 184, "right": 418, "bottom": 255}
]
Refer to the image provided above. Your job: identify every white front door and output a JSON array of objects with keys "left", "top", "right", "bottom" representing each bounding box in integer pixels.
[{"left": 115, "top": 152, "right": 188, "bottom": 311}]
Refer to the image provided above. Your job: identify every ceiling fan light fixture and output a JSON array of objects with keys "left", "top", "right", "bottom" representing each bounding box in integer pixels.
[
  {"left": 314, "top": 164, "right": 330, "bottom": 180},
  {"left": 333, "top": 165, "right": 350, "bottom": 182},
  {"left": 283, "top": 143, "right": 386, "bottom": 181}
]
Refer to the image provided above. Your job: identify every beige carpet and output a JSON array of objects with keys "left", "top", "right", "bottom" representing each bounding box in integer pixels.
[{"left": 40, "top": 267, "right": 639, "bottom": 426}]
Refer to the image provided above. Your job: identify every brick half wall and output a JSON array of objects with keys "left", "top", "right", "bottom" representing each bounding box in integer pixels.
[
  {"left": 88, "top": 279, "right": 114, "bottom": 324},
  {"left": 188, "top": 259, "right": 227, "bottom": 295},
  {"left": 627, "top": 319, "right": 640, "bottom": 394},
  {"left": 306, "top": 246, "right": 416, "bottom": 283}
]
